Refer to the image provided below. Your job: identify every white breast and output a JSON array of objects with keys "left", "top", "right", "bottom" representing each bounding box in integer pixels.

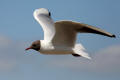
[{"left": 40, "top": 40, "right": 54, "bottom": 51}]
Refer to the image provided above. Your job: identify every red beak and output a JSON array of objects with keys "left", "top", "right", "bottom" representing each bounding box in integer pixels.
[{"left": 25, "top": 47, "right": 32, "bottom": 50}]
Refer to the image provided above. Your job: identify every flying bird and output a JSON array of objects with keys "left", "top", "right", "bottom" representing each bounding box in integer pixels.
[{"left": 26, "top": 8, "right": 115, "bottom": 59}]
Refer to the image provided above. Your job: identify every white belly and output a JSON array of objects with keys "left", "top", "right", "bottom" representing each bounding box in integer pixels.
[
  {"left": 39, "top": 50, "right": 72, "bottom": 55},
  {"left": 39, "top": 40, "right": 73, "bottom": 55},
  {"left": 39, "top": 46, "right": 73, "bottom": 55}
]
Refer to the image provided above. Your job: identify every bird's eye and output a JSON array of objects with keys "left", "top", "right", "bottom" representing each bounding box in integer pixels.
[
  {"left": 49, "top": 12, "right": 51, "bottom": 16},
  {"left": 32, "top": 44, "right": 36, "bottom": 47}
]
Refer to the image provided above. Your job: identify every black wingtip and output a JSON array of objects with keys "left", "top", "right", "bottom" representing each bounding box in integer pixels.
[{"left": 111, "top": 34, "right": 116, "bottom": 38}]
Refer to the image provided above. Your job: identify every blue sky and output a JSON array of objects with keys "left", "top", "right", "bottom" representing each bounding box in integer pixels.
[{"left": 0, "top": 0, "right": 120, "bottom": 80}]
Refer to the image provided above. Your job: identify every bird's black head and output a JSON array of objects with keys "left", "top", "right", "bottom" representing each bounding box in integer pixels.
[{"left": 26, "top": 40, "right": 40, "bottom": 51}]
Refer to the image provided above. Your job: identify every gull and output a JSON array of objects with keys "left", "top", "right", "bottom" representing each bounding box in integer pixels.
[{"left": 26, "top": 8, "right": 115, "bottom": 59}]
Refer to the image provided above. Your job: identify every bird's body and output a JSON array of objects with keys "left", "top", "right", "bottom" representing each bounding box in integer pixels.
[
  {"left": 39, "top": 40, "right": 72, "bottom": 54},
  {"left": 26, "top": 8, "right": 115, "bottom": 59}
]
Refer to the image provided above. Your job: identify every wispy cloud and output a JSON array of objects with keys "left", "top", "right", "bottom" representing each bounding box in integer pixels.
[
  {"left": 0, "top": 35, "right": 34, "bottom": 73},
  {"left": 46, "top": 44, "right": 120, "bottom": 73},
  {"left": 0, "top": 35, "right": 16, "bottom": 72},
  {"left": 0, "top": 59, "right": 16, "bottom": 72},
  {"left": 0, "top": 35, "right": 11, "bottom": 47}
]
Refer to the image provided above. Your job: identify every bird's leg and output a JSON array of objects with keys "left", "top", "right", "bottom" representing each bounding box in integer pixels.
[{"left": 72, "top": 54, "right": 81, "bottom": 57}]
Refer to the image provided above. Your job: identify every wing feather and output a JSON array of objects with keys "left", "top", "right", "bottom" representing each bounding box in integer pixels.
[
  {"left": 56, "top": 21, "right": 116, "bottom": 37},
  {"left": 52, "top": 20, "right": 115, "bottom": 47},
  {"left": 33, "top": 9, "right": 56, "bottom": 42}
]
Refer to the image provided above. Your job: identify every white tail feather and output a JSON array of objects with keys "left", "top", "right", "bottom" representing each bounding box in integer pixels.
[{"left": 73, "top": 44, "right": 91, "bottom": 59}]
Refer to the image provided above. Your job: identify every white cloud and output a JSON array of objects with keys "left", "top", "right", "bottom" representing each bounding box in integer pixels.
[
  {"left": 0, "top": 59, "right": 16, "bottom": 72},
  {"left": 0, "top": 35, "right": 16, "bottom": 72},
  {"left": 0, "top": 35, "right": 11, "bottom": 47},
  {"left": 92, "top": 45, "right": 120, "bottom": 71},
  {"left": 0, "top": 35, "right": 32, "bottom": 73},
  {"left": 46, "top": 44, "right": 120, "bottom": 73}
]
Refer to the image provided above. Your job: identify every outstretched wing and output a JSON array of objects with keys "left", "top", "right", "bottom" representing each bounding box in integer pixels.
[
  {"left": 57, "top": 21, "right": 115, "bottom": 37},
  {"left": 52, "top": 20, "right": 115, "bottom": 47},
  {"left": 33, "top": 9, "right": 55, "bottom": 42}
]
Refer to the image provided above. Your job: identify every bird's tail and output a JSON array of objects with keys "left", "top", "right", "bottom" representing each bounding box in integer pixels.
[{"left": 72, "top": 44, "right": 91, "bottom": 59}]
